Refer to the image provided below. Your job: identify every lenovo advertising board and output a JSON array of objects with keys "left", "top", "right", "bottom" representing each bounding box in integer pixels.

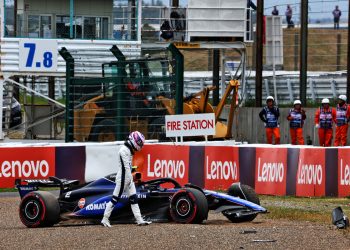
[
  {"left": 296, "top": 148, "right": 326, "bottom": 197},
  {"left": 0, "top": 147, "right": 55, "bottom": 188},
  {"left": 255, "top": 148, "right": 287, "bottom": 195},
  {"left": 204, "top": 146, "right": 239, "bottom": 190},
  {"left": 135, "top": 145, "right": 190, "bottom": 186},
  {"left": 338, "top": 148, "right": 350, "bottom": 197}
]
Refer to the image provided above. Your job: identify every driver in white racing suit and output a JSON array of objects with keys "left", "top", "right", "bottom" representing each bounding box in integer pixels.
[{"left": 101, "top": 131, "right": 151, "bottom": 227}]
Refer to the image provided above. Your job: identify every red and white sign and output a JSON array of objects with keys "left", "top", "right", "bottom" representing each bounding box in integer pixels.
[
  {"left": 338, "top": 149, "right": 350, "bottom": 197},
  {"left": 0, "top": 147, "right": 55, "bottom": 188},
  {"left": 296, "top": 148, "right": 325, "bottom": 197},
  {"left": 255, "top": 148, "right": 287, "bottom": 195},
  {"left": 165, "top": 113, "right": 215, "bottom": 137},
  {"left": 204, "top": 146, "right": 239, "bottom": 190},
  {"left": 136, "top": 145, "right": 190, "bottom": 186}
]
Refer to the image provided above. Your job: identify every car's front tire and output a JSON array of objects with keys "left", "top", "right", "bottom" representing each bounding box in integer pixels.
[
  {"left": 19, "top": 191, "right": 60, "bottom": 228},
  {"left": 170, "top": 188, "right": 208, "bottom": 224},
  {"left": 223, "top": 183, "right": 260, "bottom": 223}
]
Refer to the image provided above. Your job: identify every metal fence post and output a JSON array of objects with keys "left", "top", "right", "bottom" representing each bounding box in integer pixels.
[
  {"left": 309, "top": 78, "right": 316, "bottom": 102},
  {"left": 59, "top": 47, "right": 74, "bottom": 142},
  {"left": 336, "top": 33, "right": 341, "bottom": 71},
  {"left": 264, "top": 79, "right": 269, "bottom": 97},
  {"left": 330, "top": 79, "right": 337, "bottom": 99},
  {"left": 200, "top": 78, "right": 205, "bottom": 91},
  {"left": 168, "top": 44, "right": 184, "bottom": 115},
  {"left": 287, "top": 78, "right": 293, "bottom": 102}
]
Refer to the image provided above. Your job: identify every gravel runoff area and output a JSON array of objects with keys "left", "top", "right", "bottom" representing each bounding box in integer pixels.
[{"left": 1, "top": 195, "right": 350, "bottom": 250}]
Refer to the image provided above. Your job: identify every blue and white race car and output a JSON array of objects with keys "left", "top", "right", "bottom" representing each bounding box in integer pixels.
[{"left": 16, "top": 173, "right": 267, "bottom": 227}]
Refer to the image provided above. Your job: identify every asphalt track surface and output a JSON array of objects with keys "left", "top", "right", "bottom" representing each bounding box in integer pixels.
[{"left": 1, "top": 194, "right": 350, "bottom": 250}]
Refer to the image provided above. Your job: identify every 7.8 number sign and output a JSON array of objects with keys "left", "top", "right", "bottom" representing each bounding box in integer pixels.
[
  {"left": 24, "top": 43, "right": 53, "bottom": 68},
  {"left": 19, "top": 39, "right": 58, "bottom": 72}
]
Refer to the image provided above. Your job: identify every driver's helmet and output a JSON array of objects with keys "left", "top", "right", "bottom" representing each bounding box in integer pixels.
[{"left": 128, "top": 131, "right": 145, "bottom": 151}]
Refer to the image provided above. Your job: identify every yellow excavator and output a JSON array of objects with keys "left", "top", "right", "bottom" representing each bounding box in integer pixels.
[
  {"left": 158, "top": 79, "right": 240, "bottom": 139},
  {"left": 68, "top": 43, "right": 240, "bottom": 142},
  {"left": 74, "top": 78, "right": 240, "bottom": 142}
]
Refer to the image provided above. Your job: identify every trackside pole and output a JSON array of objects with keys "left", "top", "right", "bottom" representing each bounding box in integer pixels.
[
  {"left": 313, "top": 126, "right": 316, "bottom": 146},
  {"left": 0, "top": 78, "right": 3, "bottom": 140}
]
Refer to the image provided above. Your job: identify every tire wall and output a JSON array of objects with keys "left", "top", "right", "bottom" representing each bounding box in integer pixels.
[{"left": 1, "top": 141, "right": 350, "bottom": 198}]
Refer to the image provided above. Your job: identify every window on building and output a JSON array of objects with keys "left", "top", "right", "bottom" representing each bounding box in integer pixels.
[
  {"left": 40, "top": 16, "right": 52, "bottom": 38},
  {"left": 28, "top": 15, "right": 40, "bottom": 38},
  {"left": 74, "top": 17, "right": 83, "bottom": 38},
  {"left": 56, "top": 16, "right": 69, "bottom": 38},
  {"left": 56, "top": 16, "right": 108, "bottom": 39},
  {"left": 28, "top": 15, "right": 52, "bottom": 38},
  {"left": 83, "top": 17, "right": 109, "bottom": 39},
  {"left": 4, "top": 0, "right": 133, "bottom": 40},
  {"left": 56, "top": 15, "right": 82, "bottom": 39},
  {"left": 4, "top": 0, "right": 15, "bottom": 37}
]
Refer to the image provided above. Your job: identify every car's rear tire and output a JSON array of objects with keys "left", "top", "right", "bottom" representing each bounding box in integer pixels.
[
  {"left": 170, "top": 188, "right": 208, "bottom": 224},
  {"left": 19, "top": 191, "right": 60, "bottom": 228},
  {"left": 223, "top": 183, "right": 260, "bottom": 223}
]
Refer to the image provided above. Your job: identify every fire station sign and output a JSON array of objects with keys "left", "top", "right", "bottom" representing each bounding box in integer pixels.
[
  {"left": 19, "top": 39, "right": 58, "bottom": 72},
  {"left": 165, "top": 113, "right": 215, "bottom": 137}
]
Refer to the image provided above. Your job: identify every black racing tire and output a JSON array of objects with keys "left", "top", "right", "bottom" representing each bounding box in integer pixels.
[
  {"left": 170, "top": 188, "right": 208, "bottom": 224},
  {"left": 223, "top": 183, "right": 260, "bottom": 223},
  {"left": 91, "top": 119, "right": 116, "bottom": 142},
  {"left": 19, "top": 191, "right": 60, "bottom": 228}
]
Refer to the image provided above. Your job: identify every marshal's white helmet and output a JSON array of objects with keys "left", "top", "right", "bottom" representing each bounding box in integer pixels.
[
  {"left": 293, "top": 100, "right": 302, "bottom": 105},
  {"left": 266, "top": 96, "right": 274, "bottom": 102},
  {"left": 321, "top": 98, "right": 330, "bottom": 104},
  {"left": 128, "top": 131, "right": 145, "bottom": 151},
  {"left": 338, "top": 95, "right": 347, "bottom": 102}
]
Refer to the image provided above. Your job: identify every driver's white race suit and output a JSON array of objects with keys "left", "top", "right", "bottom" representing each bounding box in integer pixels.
[{"left": 101, "top": 142, "right": 151, "bottom": 227}]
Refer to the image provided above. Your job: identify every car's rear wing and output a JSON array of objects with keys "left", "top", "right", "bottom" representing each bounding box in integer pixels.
[{"left": 15, "top": 176, "right": 79, "bottom": 199}]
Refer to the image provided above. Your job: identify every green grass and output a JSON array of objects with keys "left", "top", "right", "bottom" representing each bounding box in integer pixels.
[
  {"left": 19, "top": 94, "right": 65, "bottom": 105},
  {"left": 264, "top": 206, "right": 330, "bottom": 223},
  {"left": 260, "top": 195, "right": 350, "bottom": 225},
  {"left": 0, "top": 188, "right": 17, "bottom": 192}
]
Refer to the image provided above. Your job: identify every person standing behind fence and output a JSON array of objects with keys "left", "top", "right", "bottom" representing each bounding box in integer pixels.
[
  {"left": 285, "top": 5, "right": 293, "bottom": 28},
  {"left": 287, "top": 100, "right": 306, "bottom": 145},
  {"left": 259, "top": 96, "right": 280, "bottom": 144},
  {"left": 272, "top": 6, "right": 279, "bottom": 16},
  {"left": 334, "top": 95, "right": 350, "bottom": 146},
  {"left": 314, "top": 98, "right": 336, "bottom": 147},
  {"left": 332, "top": 5, "right": 341, "bottom": 30}
]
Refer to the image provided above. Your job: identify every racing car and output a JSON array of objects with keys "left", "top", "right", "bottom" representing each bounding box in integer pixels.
[{"left": 16, "top": 173, "right": 267, "bottom": 227}]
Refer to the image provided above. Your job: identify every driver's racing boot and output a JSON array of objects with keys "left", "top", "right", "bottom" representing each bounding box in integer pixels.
[
  {"left": 131, "top": 204, "right": 152, "bottom": 226},
  {"left": 101, "top": 201, "right": 114, "bottom": 227}
]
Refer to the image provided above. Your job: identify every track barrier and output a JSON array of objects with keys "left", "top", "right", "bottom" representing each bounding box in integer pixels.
[{"left": 1, "top": 142, "right": 349, "bottom": 197}]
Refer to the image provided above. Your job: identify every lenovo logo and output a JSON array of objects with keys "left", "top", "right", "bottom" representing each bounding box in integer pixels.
[
  {"left": 297, "top": 162, "right": 323, "bottom": 185},
  {"left": 147, "top": 154, "right": 185, "bottom": 178},
  {"left": 206, "top": 156, "right": 238, "bottom": 180},
  {"left": 0, "top": 160, "right": 49, "bottom": 178},
  {"left": 340, "top": 159, "right": 350, "bottom": 186},
  {"left": 257, "top": 158, "right": 284, "bottom": 183}
]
